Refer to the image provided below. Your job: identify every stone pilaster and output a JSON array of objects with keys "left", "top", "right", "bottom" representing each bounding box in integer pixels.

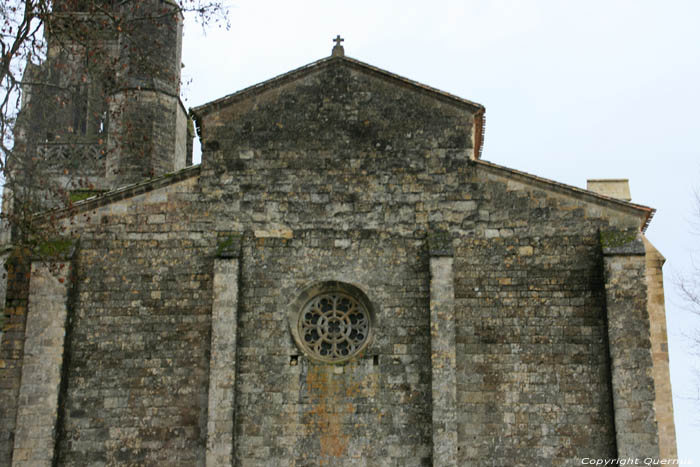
[
  {"left": 601, "top": 230, "right": 660, "bottom": 458},
  {"left": 642, "top": 236, "right": 677, "bottom": 458},
  {"left": 12, "top": 259, "right": 72, "bottom": 467},
  {"left": 428, "top": 231, "right": 457, "bottom": 466},
  {"left": 0, "top": 249, "right": 10, "bottom": 338},
  {"left": 0, "top": 251, "right": 30, "bottom": 466},
  {"left": 206, "top": 236, "right": 240, "bottom": 467}
]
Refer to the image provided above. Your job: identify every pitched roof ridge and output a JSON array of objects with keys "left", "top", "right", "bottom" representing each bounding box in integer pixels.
[
  {"left": 473, "top": 158, "right": 655, "bottom": 232},
  {"left": 35, "top": 164, "right": 201, "bottom": 220},
  {"left": 341, "top": 56, "right": 484, "bottom": 110},
  {"left": 190, "top": 55, "right": 485, "bottom": 118},
  {"left": 191, "top": 56, "right": 334, "bottom": 116}
]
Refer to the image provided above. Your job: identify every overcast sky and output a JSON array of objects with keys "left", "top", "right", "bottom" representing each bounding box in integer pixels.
[{"left": 181, "top": 0, "right": 700, "bottom": 460}]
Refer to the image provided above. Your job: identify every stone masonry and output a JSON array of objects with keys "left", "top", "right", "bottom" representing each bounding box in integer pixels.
[
  {"left": 12, "top": 259, "right": 73, "bottom": 466},
  {"left": 644, "top": 237, "right": 677, "bottom": 459},
  {"left": 206, "top": 257, "right": 239, "bottom": 466},
  {"left": 0, "top": 32, "right": 677, "bottom": 466},
  {"left": 602, "top": 231, "right": 659, "bottom": 458}
]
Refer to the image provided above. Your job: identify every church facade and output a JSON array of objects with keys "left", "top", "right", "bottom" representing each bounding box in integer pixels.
[{"left": 0, "top": 5, "right": 676, "bottom": 466}]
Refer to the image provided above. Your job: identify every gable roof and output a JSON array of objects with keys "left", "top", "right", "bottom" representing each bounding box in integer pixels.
[
  {"left": 36, "top": 158, "right": 654, "bottom": 233},
  {"left": 35, "top": 164, "right": 201, "bottom": 221},
  {"left": 43, "top": 56, "right": 653, "bottom": 232},
  {"left": 190, "top": 54, "right": 487, "bottom": 158},
  {"left": 474, "top": 158, "right": 655, "bottom": 232}
]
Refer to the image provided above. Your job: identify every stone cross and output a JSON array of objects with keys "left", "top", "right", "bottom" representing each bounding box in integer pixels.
[{"left": 332, "top": 35, "right": 345, "bottom": 57}]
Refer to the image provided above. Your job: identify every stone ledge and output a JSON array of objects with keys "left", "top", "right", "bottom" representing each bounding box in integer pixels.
[
  {"left": 215, "top": 234, "right": 242, "bottom": 258},
  {"left": 601, "top": 230, "right": 645, "bottom": 256},
  {"left": 428, "top": 230, "right": 453, "bottom": 257}
]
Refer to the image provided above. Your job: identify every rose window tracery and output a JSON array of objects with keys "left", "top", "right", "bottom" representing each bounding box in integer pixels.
[{"left": 296, "top": 291, "right": 372, "bottom": 362}]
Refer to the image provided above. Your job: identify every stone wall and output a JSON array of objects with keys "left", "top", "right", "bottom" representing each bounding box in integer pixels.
[
  {"left": 234, "top": 233, "right": 431, "bottom": 466},
  {"left": 0, "top": 57, "right": 670, "bottom": 465},
  {"left": 602, "top": 232, "right": 659, "bottom": 457},
  {"left": 57, "top": 236, "right": 212, "bottom": 465},
  {"left": 12, "top": 259, "right": 72, "bottom": 467},
  {"left": 451, "top": 172, "right": 624, "bottom": 464},
  {"left": 643, "top": 237, "right": 677, "bottom": 458},
  {"left": 0, "top": 252, "right": 31, "bottom": 466},
  {"left": 52, "top": 176, "right": 213, "bottom": 465},
  {"left": 46, "top": 158, "right": 653, "bottom": 467}
]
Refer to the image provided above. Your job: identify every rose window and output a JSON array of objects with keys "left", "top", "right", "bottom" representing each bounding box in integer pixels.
[{"left": 298, "top": 292, "right": 371, "bottom": 362}]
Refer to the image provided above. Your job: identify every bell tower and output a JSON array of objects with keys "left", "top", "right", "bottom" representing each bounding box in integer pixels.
[
  {"left": 105, "top": 0, "right": 191, "bottom": 187},
  {"left": 8, "top": 0, "right": 190, "bottom": 215}
]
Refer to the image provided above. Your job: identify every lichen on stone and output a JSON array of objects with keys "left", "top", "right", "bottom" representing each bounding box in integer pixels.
[
  {"left": 34, "top": 238, "right": 75, "bottom": 259},
  {"left": 600, "top": 229, "right": 637, "bottom": 249}
]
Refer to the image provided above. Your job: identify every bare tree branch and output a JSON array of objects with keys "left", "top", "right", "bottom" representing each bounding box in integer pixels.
[{"left": 0, "top": 0, "right": 229, "bottom": 248}]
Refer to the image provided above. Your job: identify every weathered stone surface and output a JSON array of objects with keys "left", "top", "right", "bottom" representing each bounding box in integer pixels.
[
  {"left": 56, "top": 234, "right": 212, "bottom": 466},
  {"left": 234, "top": 233, "right": 432, "bottom": 466},
  {"left": 0, "top": 252, "right": 31, "bottom": 466},
  {"left": 0, "top": 38, "right": 676, "bottom": 466},
  {"left": 12, "top": 260, "right": 72, "bottom": 467},
  {"left": 602, "top": 230, "right": 660, "bottom": 458},
  {"left": 429, "top": 256, "right": 457, "bottom": 466},
  {"left": 643, "top": 237, "right": 677, "bottom": 459},
  {"left": 206, "top": 258, "right": 239, "bottom": 466},
  {"left": 454, "top": 220, "right": 618, "bottom": 464},
  {"left": 7, "top": 0, "right": 190, "bottom": 217}
]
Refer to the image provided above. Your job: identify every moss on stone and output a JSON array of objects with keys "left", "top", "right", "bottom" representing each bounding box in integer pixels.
[
  {"left": 600, "top": 230, "right": 637, "bottom": 249},
  {"left": 69, "top": 190, "right": 102, "bottom": 203},
  {"left": 35, "top": 238, "right": 74, "bottom": 258},
  {"left": 428, "top": 229, "right": 453, "bottom": 256},
  {"left": 216, "top": 235, "right": 241, "bottom": 257}
]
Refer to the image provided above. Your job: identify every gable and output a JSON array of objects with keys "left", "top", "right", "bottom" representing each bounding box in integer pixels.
[
  {"left": 47, "top": 55, "right": 651, "bottom": 236},
  {"left": 193, "top": 57, "right": 484, "bottom": 165}
]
